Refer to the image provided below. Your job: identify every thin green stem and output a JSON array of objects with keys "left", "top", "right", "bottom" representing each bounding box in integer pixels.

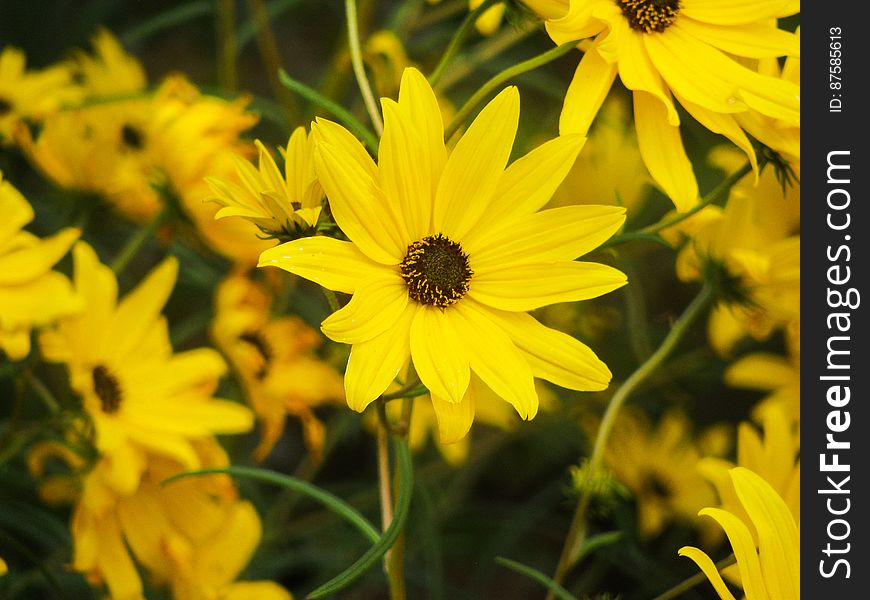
[
  {"left": 162, "top": 466, "right": 380, "bottom": 543},
  {"left": 246, "top": 0, "right": 298, "bottom": 121},
  {"left": 322, "top": 288, "right": 341, "bottom": 313},
  {"left": 110, "top": 205, "right": 171, "bottom": 275},
  {"left": 652, "top": 554, "right": 737, "bottom": 600},
  {"left": 23, "top": 371, "right": 61, "bottom": 415},
  {"left": 638, "top": 162, "right": 753, "bottom": 236},
  {"left": 345, "top": 0, "right": 384, "bottom": 135},
  {"left": 547, "top": 284, "right": 714, "bottom": 599},
  {"left": 428, "top": 0, "right": 502, "bottom": 86},
  {"left": 437, "top": 27, "right": 532, "bottom": 93},
  {"left": 497, "top": 557, "right": 577, "bottom": 600},
  {"left": 216, "top": 0, "right": 238, "bottom": 90},
  {"left": 279, "top": 69, "right": 379, "bottom": 153},
  {"left": 444, "top": 39, "right": 579, "bottom": 141}
]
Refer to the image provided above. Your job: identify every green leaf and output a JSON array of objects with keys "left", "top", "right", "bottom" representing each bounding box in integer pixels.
[
  {"left": 121, "top": 2, "right": 214, "bottom": 46},
  {"left": 494, "top": 557, "right": 578, "bottom": 600}
]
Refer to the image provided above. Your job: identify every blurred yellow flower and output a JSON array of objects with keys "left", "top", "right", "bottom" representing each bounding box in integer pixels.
[
  {"left": 211, "top": 274, "right": 344, "bottom": 461},
  {"left": 602, "top": 409, "right": 717, "bottom": 539},
  {"left": 548, "top": 97, "right": 650, "bottom": 213},
  {"left": 260, "top": 67, "right": 626, "bottom": 440},
  {"left": 427, "top": 0, "right": 506, "bottom": 35},
  {"left": 207, "top": 127, "right": 324, "bottom": 239},
  {"left": 0, "top": 45, "right": 79, "bottom": 141},
  {"left": 39, "top": 242, "right": 253, "bottom": 492},
  {"left": 679, "top": 466, "right": 799, "bottom": 600},
  {"left": 524, "top": 0, "right": 799, "bottom": 211},
  {"left": 0, "top": 173, "right": 81, "bottom": 360}
]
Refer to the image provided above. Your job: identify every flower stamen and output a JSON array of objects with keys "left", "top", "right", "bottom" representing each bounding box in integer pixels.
[
  {"left": 92, "top": 365, "right": 123, "bottom": 414},
  {"left": 400, "top": 234, "right": 473, "bottom": 308},
  {"left": 616, "top": 0, "right": 680, "bottom": 33}
]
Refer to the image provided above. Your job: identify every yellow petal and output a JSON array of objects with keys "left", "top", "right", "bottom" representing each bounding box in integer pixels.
[
  {"left": 193, "top": 501, "right": 262, "bottom": 585},
  {"left": 0, "top": 227, "right": 79, "bottom": 285},
  {"left": 321, "top": 277, "right": 408, "bottom": 344},
  {"left": 466, "top": 205, "right": 625, "bottom": 268},
  {"left": 681, "top": 0, "right": 794, "bottom": 26},
  {"left": 731, "top": 467, "right": 800, "bottom": 599},
  {"left": 451, "top": 300, "right": 537, "bottom": 419},
  {"left": 94, "top": 514, "right": 144, "bottom": 600},
  {"left": 674, "top": 92, "right": 758, "bottom": 175},
  {"left": 544, "top": 0, "right": 604, "bottom": 44},
  {"left": 486, "top": 134, "right": 586, "bottom": 224},
  {"left": 220, "top": 581, "right": 294, "bottom": 600},
  {"left": 313, "top": 140, "right": 404, "bottom": 264},
  {"left": 431, "top": 390, "right": 475, "bottom": 444},
  {"left": 344, "top": 303, "right": 415, "bottom": 411},
  {"left": 485, "top": 309, "right": 612, "bottom": 391},
  {"left": 699, "top": 507, "right": 771, "bottom": 600},
  {"left": 0, "top": 175, "right": 34, "bottom": 247},
  {"left": 613, "top": 26, "right": 679, "bottom": 126},
  {"left": 124, "top": 396, "right": 254, "bottom": 437},
  {"left": 469, "top": 261, "right": 626, "bottom": 311},
  {"left": 725, "top": 353, "right": 793, "bottom": 391},
  {"left": 258, "top": 236, "right": 387, "bottom": 294},
  {"left": 633, "top": 91, "right": 698, "bottom": 212},
  {"left": 559, "top": 45, "right": 617, "bottom": 136},
  {"left": 410, "top": 306, "right": 470, "bottom": 404},
  {"left": 679, "top": 18, "right": 800, "bottom": 58},
  {"left": 435, "top": 86, "right": 519, "bottom": 239},
  {"left": 678, "top": 546, "right": 738, "bottom": 600},
  {"left": 0, "top": 271, "right": 81, "bottom": 327},
  {"left": 285, "top": 126, "right": 316, "bottom": 201}
]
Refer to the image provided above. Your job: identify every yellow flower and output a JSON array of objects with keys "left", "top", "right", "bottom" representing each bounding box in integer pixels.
[
  {"left": 211, "top": 274, "right": 344, "bottom": 461},
  {"left": 601, "top": 409, "right": 717, "bottom": 539},
  {"left": 524, "top": 0, "right": 800, "bottom": 211},
  {"left": 0, "top": 45, "right": 79, "bottom": 141},
  {"left": 207, "top": 127, "right": 324, "bottom": 238},
  {"left": 0, "top": 173, "right": 81, "bottom": 360},
  {"left": 72, "top": 27, "right": 147, "bottom": 96},
  {"left": 548, "top": 96, "right": 650, "bottom": 213},
  {"left": 39, "top": 242, "right": 252, "bottom": 492},
  {"left": 679, "top": 466, "right": 799, "bottom": 600},
  {"left": 427, "top": 0, "right": 506, "bottom": 35},
  {"left": 260, "top": 67, "right": 626, "bottom": 440}
]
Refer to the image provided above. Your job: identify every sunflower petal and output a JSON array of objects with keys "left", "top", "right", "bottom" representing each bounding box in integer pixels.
[
  {"left": 699, "top": 507, "right": 771, "bottom": 600},
  {"left": 344, "top": 303, "right": 415, "bottom": 412},
  {"left": 679, "top": 18, "right": 800, "bottom": 58},
  {"left": 0, "top": 227, "right": 79, "bottom": 285},
  {"left": 678, "top": 546, "right": 739, "bottom": 600},
  {"left": 634, "top": 91, "right": 699, "bottom": 212},
  {"left": 675, "top": 92, "right": 758, "bottom": 175},
  {"left": 410, "top": 306, "right": 470, "bottom": 404},
  {"left": 560, "top": 44, "right": 617, "bottom": 136},
  {"left": 258, "top": 236, "right": 387, "bottom": 294},
  {"left": 435, "top": 86, "right": 519, "bottom": 239},
  {"left": 681, "top": 0, "right": 795, "bottom": 26},
  {"left": 614, "top": 26, "right": 679, "bottom": 126},
  {"left": 431, "top": 391, "right": 475, "bottom": 444},
  {"left": 470, "top": 261, "right": 626, "bottom": 311},
  {"left": 321, "top": 277, "right": 408, "bottom": 344}
]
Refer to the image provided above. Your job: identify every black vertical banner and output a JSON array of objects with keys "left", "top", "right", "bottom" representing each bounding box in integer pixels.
[{"left": 804, "top": 2, "right": 869, "bottom": 597}]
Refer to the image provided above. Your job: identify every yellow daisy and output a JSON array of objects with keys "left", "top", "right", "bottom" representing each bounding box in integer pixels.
[
  {"left": 0, "top": 173, "right": 81, "bottom": 360},
  {"left": 0, "top": 45, "right": 79, "bottom": 141},
  {"left": 523, "top": 0, "right": 800, "bottom": 211},
  {"left": 206, "top": 127, "right": 324, "bottom": 239},
  {"left": 211, "top": 274, "right": 344, "bottom": 461},
  {"left": 259, "top": 67, "right": 626, "bottom": 439},
  {"left": 679, "top": 467, "right": 799, "bottom": 600},
  {"left": 38, "top": 242, "right": 253, "bottom": 493}
]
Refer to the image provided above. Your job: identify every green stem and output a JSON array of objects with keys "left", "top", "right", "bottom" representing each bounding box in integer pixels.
[
  {"left": 428, "top": 0, "right": 502, "bottom": 87},
  {"left": 322, "top": 288, "right": 341, "bottom": 313},
  {"left": 307, "top": 439, "right": 414, "bottom": 599},
  {"left": 496, "top": 557, "right": 577, "bottom": 600},
  {"left": 638, "top": 162, "right": 752, "bottom": 236},
  {"left": 437, "top": 27, "right": 532, "bottom": 93},
  {"left": 345, "top": 0, "right": 384, "bottom": 135},
  {"left": 246, "top": 0, "right": 298, "bottom": 121},
  {"left": 279, "top": 70, "right": 380, "bottom": 153},
  {"left": 162, "top": 466, "right": 380, "bottom": 543},
  {"left": 110, "top": 205, "right": 171, "bottom": 275},
  {"left": 652, "top": 554, "right": 737, "bottom": 600},
  {"left": 546, "top": 284, "right": 714, "bottom": 599},
  {"left": 216, "top": 0, "right": 237, "bottom": 90},
  {"left": 444, "top": 39, "right": 580, "bottom": 141}
]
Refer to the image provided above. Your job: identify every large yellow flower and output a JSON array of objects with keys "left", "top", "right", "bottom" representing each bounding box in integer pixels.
[
  {"left": 260, "top": 67, "right": 626, "bottom": 440},
  {"left": 39, "top": 242, "right": 253, "bottom": 493},
  {"left": 524, "top": 0, "right": 800, "bottom": 211},
  {"left": 679, "top": 467, "right": 799, "bottom": 600},
  {"left": 0, "top": 173, "right": 81, "bottom": 359}
]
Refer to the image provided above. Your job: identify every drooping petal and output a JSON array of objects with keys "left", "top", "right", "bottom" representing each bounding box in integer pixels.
[
  {"left": 679, "top": 18, "right": 800, "bottom": 58},
  {"left": 559, "top": 44, "right": 617, "bottom": 136},
  {"left": 612, "top": 26, "right": 679, "bottom": 126},
  {"left": 485, "top": 309, "right": 612, "bottom": 391},
  {"left": 344, "top": 303, "right": 416, "bottom": 412},
  {"left": 544, "top": 0, "right": 606, "bottom": 44},
  {"left": 321, "top": 277, "right": 408, "bottom": 344},
  {"left": 0, "top": 227, "right": 79, "bottom": 285},
  {"left": 634, "top": 91, "right": 698, "bottom": 212},
  {"left": 258, "top": 236, "right": 389, "bottom": 294},
  {"left": 431, "top": 390, "right": 475, "bottom": 444},
  {"left": 485, "top": 133, "right": 586, "bottom": 224},
  {"left": 699, "top": 507, "right": 771, "bottom": 600},
  {"left": 451, "top": 300, "right": 538, "bottom": 419},
  {"left": 731, "top": 467, "right": 800, "bottom": 600},
  {"left": 465, "top": 205, "right": 625, "bottom": 268},
  {"left": 675, "top": 91, "right": 758, "bottom": 175},
  {"left": 469, "top": 261, "right": 627, "bottom": 311},
  {"left": 677, "top": 546, "right": 739, "bottom": 600},
  {"left": 410, "top": 306, "right": 470, "bottom": 404},
  {"left": 680, "top": 0, "right": 794, "bottom": 26},
  {"left": 434, "top": 86, "right": 519, "bottom": 239}
]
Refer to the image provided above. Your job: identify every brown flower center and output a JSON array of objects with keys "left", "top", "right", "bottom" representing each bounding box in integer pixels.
[
  {"left": 641, "top": 471, "right": 674, "bottom": 501},
  {"left": 239, "top": 331, "right": 273, "bottom": 379},
  {"left": 616, "top": 0, "right": 680, "bottom": 33},
  {"left": 0, "top": 97, "right": 13, "bottom": 116},
  {"left": 92, "top": 365, "right": 123, "bottom": 414},
  {"left": 121, "top": 123, "right": 145, "bottom": 149},
  {"left": 400, "top": 234, "right": 473, "bottom": 308}
]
